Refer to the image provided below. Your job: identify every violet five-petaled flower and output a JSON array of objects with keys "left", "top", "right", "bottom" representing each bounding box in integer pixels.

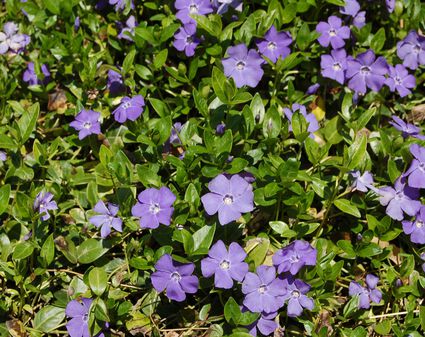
[
  {"left": 282, "top": 277, "right": 314, "bottom": 317},
  {"left": 349, "top": 274, "right": 382, "bottom": 309},
  {"left": 201, "top": 240, "right": 248, "bottom": 289},
  {"left": 272, "top": 240, "right": 317, "bottom": 275},
  {"left": 23, "top": 62, "right": 51, "bottom": 86},
  {"left": 389, "top": 116, "right": 425, "bottom": 140},
  {"left": 112, "top": 95, "right": 145, "bottom": 123},
  {"left": 350, "top": 170, "right": 374, "bottom": 192},
  {"left": 222, "top": 43, "right": 264, "bottom": 88},
  {"left": 118, "top": 16, "right": 137, "bottom": 41},
  {"left": 385, "top": 64, "right": 416, "bottom": 97},
  {"left": 340, "top": 0, "right": 360, "bottom": 17},
  {"left": 109, "top": 0, "right": 134, "bottom": 11},
  {"left": 65, "top": 298, "right": 92, "bottom": 337},
  {"left": 131, "top": 187, "right": 176, "bottom": 229},
  {"left": 320, "top": 48, "right": 347, "bottom": 84},
  {"left": 402, "top": 205, "right": 425, "bottom": 244},
  {"left": 396, "top": 30, "right": 425, "bottom": 70},
  {"left": 283, "top": 103, "right": 319, "bottom": 138},
  {"left": 404, "top": 144, "right": 425, "bottom": 188},
  {"left": 107, "top": 69, "right": 126, "bottom": 96},
  {"left": 316, "top": 16, "right": 350, "bottom": 49},
  {"left": 256, "top": 25, "right": 292, "bottom": 63},
  {"left": 175, "top": 0, "right": 213, "bottom": 24},
  {"left": 242, "top": 265, "right": 285, "bottom": 313},
  {"left": 33, "top": 192, "right": 58, "bottom": 221},
  {"left": 244, "top": 309, "right": 278, "bottom": 337},
  {"left": 346, "top": 50, "right": 388, "bottom": 94},
  {"left": 201, "top": 173, "right": 254, "bottom": 225},
  {"left": 173, "top": 22, "right": 200, "bottom": 57},
  {"left": 89, "top": 200, "right": 123, "bottom": 238},
  {"left": 0, "top": 22, "right": 30, "bottom": 54},
  {"left": 377, "top": 177, "right": 421, "bottom": 221},
  {"left": 70, "top": 109, "right": 101, "bottom": 140},
  {"left": 151, "top": 254, "right": 199, "bottom": 302}
]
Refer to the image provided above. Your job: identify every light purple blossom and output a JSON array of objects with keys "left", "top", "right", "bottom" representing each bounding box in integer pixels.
[
  {"left": 404, "top": 144, "right": 425, "bottom": 188},
  {"left": 283, "top": 103, "right": 319, "bottom": 138},
  {"left": 74, "top": 17, "right": 80, "bottom": 31},
  {"left": 385, "top": 64, "right": 416, "bottom": 97},
  {"left": 316, "top": 16, "right": 350, "bottom": 49},
  {"left": 23, "top": 62, "right": 50, "bottom": 86},
  {"left": 353, "top": 11, "right": 366, "bottom": 28},
  {"left": 216, "top": 122, "right": 226, "bottom": 135},
  {"left": 131, "top": 187, "right": 176, "bottom": 229},
  {"left": 402, "top": 206, "right": 425, "bottom": 244},
  {"left": 306, "top": 83, "right": 320, "bottom": 95},
  {"left": 349, "top": 274, "right": 382, "bottom": 309},
  {"left": 256, "top": 25, "right": 292, "bottom": 63},
  {"left": 0, "top": 22, "right": 30, "bottom": 54},
  {"left": 107, "top": 69, "right": 125, "bottom": 96},
  {"left": 33, "top": 192, "right": 58, "bottom": 221},
  {"left": 244, "top": 310, "right": 278, "bottom": 337},
  {"left": 397, "top": 30, "right": 425, "bottom": 70},
  {"left": 65, "top": 298, "right": 92, "bottom": 337},
  {"left": 386, "top": 0, "right": 395, "bottom": 13},
  {"left": 201, "top": 240, "right": 248, "bottom": 289},
  {"left": 272, "top": 240, "right": 317, "bottom": 275},
  {"left": 320, "top": 48, "right": 347, "bottom": 84},
  {"left": 173, "top": 23, "right": 200, "bottom": 57},
  {"left": 212, "top": 0, "right": 242, "bottom": 14},
  {"left": 377, "top": 177, "right": 421, "bottom": 221},
  {"left": 112, "top": 95, "right": 145, "bottom": 123},
  {"left": 175, "top": 0, "right": 213, "bottom": 24},
  {"left": 282, "top": 277, "right": 314, "bottom": 317},
  {"left": 109, "top": 0, "right": 134, "bottom": 11},
  {"left": 241, "top": 265, "right": 285, "bottom": 313},
  {"left": 89, "top": 200, "right": 123, "bottom": 238},
  {"left": 70, "top": 109, "right": 101, "bottom": 140},
  {"left": 346, "top": 50, "right": 388, "bottom": 94},
  {"left": 118, "top": 16, "right": 137, "bottom": 41},
  {"left": 0, "top": 151, "right": 6, "bottom": 161},
  {"left": 389, "top": 116, "right": 425, "bottom": 140},
  {"left": 340, "top": 0, "right": 360, "bottom": 17},
  {"left": 350, "top": 170, "right": 374, "bottom": 192},
  {"left": 151, "top": 254, "right": 198, "bottom": 302},
  {"left": 201, "top": 174, "right": 254, "bottom": 225},
  {"left": 222, "top": 44, "right": 264, "bottom": 88}
]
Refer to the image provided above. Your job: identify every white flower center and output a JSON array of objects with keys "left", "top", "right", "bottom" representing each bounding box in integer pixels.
[
  {"left": 219, "top": 260, "right": 230, "bottom": 270},
  {"left": 333, "top": 62, "right": 342, "bottom": 71},
  {"left": 223, "top": 194, "right": 234, "bottom": 205},
  {"left": 258, "top": 284, "right": 268, "bottom": 294},
  {"left": 122, "top": 101, "right": 131, "bottom": 109},
  {"left": 394, "top": 76, "right": 402, "bottom": 85},
  {"left": 413, "top": 44, "right": 421, "bottom": 54},
  {"left": 289, "top": 254, "right": 300, "bottom": 263},
  {"left": 236, "top": 61, "right": 245, "bottom": 70},
  {"left": 395, "top": 191, "right": 403, "bottom": 200},
  {"left": 292, "top": 290, "right": 300, "bottom": 298},
  {"left": 189, "top": 4, "right": 198, "bottom": 13},
  {"left": 171, "top": 271, "right": 181, "bottom": 281},
  {"left": 416, "top": 221, "right": 424, "bottom": 229},
  {"left": 267, "top": 41, "right": 277, "bottom": 50},
  {"left": 83, "top": 121, "right": 92, "bottom": 129},
  {"left": 149, "top": 203, "right": 160, "bottom": 214},
  {"left": 39, "top": 203, "right": 45, "bottom": 209},
  {"left": 360, "top": 66, "right": 370, "bottom": 75},
  {"left": 82, "top": 313, "right": 89, "bottom": 322},
  {"left": 329, "top": 28, "right": 337, "bottom": 37}
]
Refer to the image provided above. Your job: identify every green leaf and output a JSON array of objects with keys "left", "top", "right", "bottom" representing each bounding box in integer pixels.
[
  {"left": 43, "top": 0, "right": 60, "bottom": 14},
  {"left": 40, "top": 234, "right": 55, "bottom": 266},
  {"left": 281, "top": 3, "right": 297, "bottom": 23},
  {"left": 149, "top": 97, "right": 170, "bottom": 118},
  {"left": 192, "top": 224, "right": 216, "bottom": 254},
  {"left": 122, "top": 49, "right": 136, "bottom": 74},
  {"left": 89, "top": 267, "right": 108, "bottom": 296},
  {"left": 153, "top": 49, "right": 168, "bottom": 69},
  {"left": 228, "top": 332, "right": 253, "bottom": 337},
  {"left": 212, "top": 66, "right": 235, "bottom": 104},
  {"left": 356, "top": 243, "right": 383, "bottom": 258},
  {"left": 18, "top": 102, "right": 39, "bottom": 145},
  {"left": 420, "top": 306, "right": 425, "bottom": 331},
  {"left": 246, "top": 235, "right": 270, "bottom": 267},
  {"left": 0, "top": 134, "right": 17, "bottom": 150},
  {"left": 224, "top": 297, "right": 241, "bottom": 325},
  {"left": 77, "top": 239, "right": 108, "bottom": 264},
  {"left": 12, "top": 241, "right": 34, "bottom": 260},
  {"left": 374, "top": 320, "right": 391, "bottom": 335},
  {"left": 371, "top": 28, "right": 386, "bottom": 52},
  {"left": 334, "top": 199, "right": 361, "bottom": 218},
  {"left": 0, "top": 184, "right": 11, "bottom": 215},
  {"left": 33, "top": 306, "right": 65, "bottom": 333},
  {"left": 346, "top": 135, "right": 367, "bottom": 169},
  {"left": 193, "top": 14, "right": 222, "bottom": 37}
]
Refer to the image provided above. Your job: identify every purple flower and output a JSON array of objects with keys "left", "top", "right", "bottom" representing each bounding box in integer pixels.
[
  {"left": 282, "top": 277, "right": 314, "bottom": 317},
  {"left": 89, "top": 200, "right": 123, "bottom": 238},
  {"left": 65, "top": 298, "right": 92, "bottom": 337},
  {"left": 241, "top": 265, "right": 285, "bottom": 313},
  {"left": 377, "top": 177, "right": 421, "bottom": 221},
  {"left": 0, "top": 151, "right": 6, "bottom": 161},
  {"left": 169, "top": 122, "right": 183, "bottom": 145},
  {"left": 389, "top": 116, "right": 425, "bottom": 140},
  {"left": 256, "top": 25, "right": 292, "bottom": 63},
  {"left": 118, "top": 16, "right": 137, "bottom": 41},
  {"left": 33, "top": 192, "right": 58, "bottom": 221},
  {"left": 306, "top": 83, "right": 320, "bottom": 95},
  {"left": 216, "top": 121, "right": 226, "bottom": 135},
  {"left": 222, "top": 44, "right": 264, "bottom": 88},
  {"left": 402, "top": 206, "right": 425, "bottom": 244},
  {"left": 316, "top": 16, "right": 350, "bottom": 49},
  {"left": 397, "top": 31, "right": 425, "bottom": 70},
  {"left": 107, "top": 69, "right": 126, "bottom": 96},
  {"left": 346, "top": 50, "right": 388, "bottom": 94},
  {"left": 349, "top": 274, "right": 382, "bottom": 309},
  {"left": 151, "top": 254, "right": 198, "bottom": 302},
  {"left": 201, "top": 174, "right": 254, "bottom": 225},
  {"left": 283, "top": 103, "right": 319, "bottom": 138},
  {"left": 245, "top": 310, "right": 278, "bottom": 337},
  {"left": 131, "top": 187, "right": 176, "bottom": 229},
  {"left": 74, "top": 17, "right": 80, "bottom": 31},
  {"left": 23, "top": 62, "right": 51, "bottom": 86},
  {"left": 175, "top": 0, "right": 213, "bottom": 24},
  {"left": 350, "top": 170, "right": 374, "bottom": 192},
  {"left": 320, "top": 48, "right": 347, "bottom": 84},
  {"left": 212, "top": 0, "right": 242, "bottom": 14},
  {"left": 340, "top": 0, "right": 360, "bottom": 16},
  {"left": 385, "top": 64, "right": 416, "bottom": 97},
  {"left": 404, "top": 144, "right": 425, "bottom": 188},
  {"left": 109, "top": 0, "right": 134, "bottom": 11},
  {"left": 353, "top": 11, "right": 366, "bottom": 28},
  {"left": 112, "top": 95, "right": 145, "bottom": 123},
  {"left": 272, "top": 240, "right": 317, "bottom": 275},
  {"left": 70, "top": 109, "right": 101, "bottom": 140},
  {"left": 173, "top": 23, "right": 200, "bottom": 57},
  {"left": 0, "top": 22, "right": 30, "bottom": 54},
  {"left": 386, "top": 0, "right": 395, "bottom": 13},
  {"left": 201, "top": 240, "right": 248, "bottom": 289}
]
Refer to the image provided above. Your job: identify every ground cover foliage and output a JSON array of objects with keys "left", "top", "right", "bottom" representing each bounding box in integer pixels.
[{"left": 1, "top": 0, "right": 425, "bottom": 336}]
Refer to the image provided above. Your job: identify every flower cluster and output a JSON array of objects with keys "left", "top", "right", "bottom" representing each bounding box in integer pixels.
[{"left": 349, "top": 274, "right": 382, "bottom": 309}]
